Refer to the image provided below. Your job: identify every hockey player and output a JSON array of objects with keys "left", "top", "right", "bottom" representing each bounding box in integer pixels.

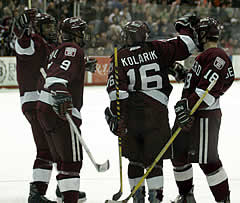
[
  {"left": 171, "top": 17, "right": 234, "bottom": 203},
  {"left": 14, "top": 9, "right": 58, "bottom": 203},
  {"left": 37, "top": 17, "right": 88, "bottom": 203},
  {"left": 104, "top": 14, "right": 200, "bottom": 203}
]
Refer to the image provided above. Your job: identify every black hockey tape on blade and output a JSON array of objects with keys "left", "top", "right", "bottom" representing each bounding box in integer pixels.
[{"left": 112, "top": 190, "right": 122, "bottom": 201}]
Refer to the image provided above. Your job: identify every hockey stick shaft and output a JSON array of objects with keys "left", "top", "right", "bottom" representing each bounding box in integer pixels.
[
  {"left": 28, "top": 0, "right": 31, "bottom": 9},
  {"left": 66, "top": 113, "right": 109, "bottom": 172},
  {"left": 106, "top": 79, "right": 217, "bottom": 203},
  {"left": 112, "top": 46, "right": 123, "bottom": 200}
]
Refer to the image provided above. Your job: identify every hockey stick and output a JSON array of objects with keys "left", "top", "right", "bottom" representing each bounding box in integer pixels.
[
  {"left": 28, "top": 0, "right": 31, "bottom": 9},
  {"left": 66, "top": 113, "right": 110, "bottom": 172},
  {"left": 112, "top": 46, "right": 123, "bottom": 201},
  {"left": 105, "top": 79, "right": 217, "bottom": 203}
]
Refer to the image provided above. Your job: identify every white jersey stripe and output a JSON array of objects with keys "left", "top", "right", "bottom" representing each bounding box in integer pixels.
[
  {"left": 109, "top": 90, "right": 129, "bottom": 101},
  {"left": 178, "top": 35, "right": 196, "bottom": 54},
  {"left": 199, "top": 118, "right": 209, "bottom": 164},
  {"left": 15, "top": 39, "right": 35, "bottom": 55},
  {"left": 76, "top": 126, "right": 81, "bottom": 161},
  {"left": 70, "top": 124, "right": 77, "bottom": 162},
  {"left": 44, "top": 77, "right": 68, "bottom": 89},
  {"left": 20, "top": 91, "right": 40, "bottom": 106},
  {"left": 140, "top": 90, "right": 169, "bottom": 106},
  {"left": 195, "top": 88, "right": 216, "bottom": 107},
  {"left": 199, "top": 118, "right": 204, "bottom": 163},
  {"left": 204, "top": 118, "right": 209, "bottom": 163}
]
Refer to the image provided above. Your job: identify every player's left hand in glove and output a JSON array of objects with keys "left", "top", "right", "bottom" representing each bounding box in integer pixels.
[
  {"left": 175, "top": 13, "right": 200, "bottom": 33},
  {"left": 85, "top": 57, "right": 97, "bottom": 73},
  {"left": 18, "top": 8, "right": 37, "bottom": 29},
  {"left": 104, "top": 107, "right": 127, "bottom": 136},
  {"left": 168, "top": 62, "right": 188, "bottom": 82},
  {"left": 52, "top": 90, "right": 73, "bottom": 120},
  {"left": 174, "top": 98, "right": 194, "bottom": 131}
]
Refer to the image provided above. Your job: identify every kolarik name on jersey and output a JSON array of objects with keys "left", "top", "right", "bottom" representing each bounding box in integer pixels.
[{"left": 121, "top": 50, "right": 158, "bottom": 67}]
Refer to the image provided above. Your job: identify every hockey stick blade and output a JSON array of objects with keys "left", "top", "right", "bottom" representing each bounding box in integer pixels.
[
  {"left": 96, "top": 159, "right": 110, "bottom": 172},
  {"left": 112, "top": 189, "right": 122, "bottom": 201}
]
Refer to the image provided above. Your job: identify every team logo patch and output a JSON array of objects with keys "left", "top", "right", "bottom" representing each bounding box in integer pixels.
[
  {"left": 213, "top": 57, "right": 225, "bottom": 70},
  {"left": 65, "top": 47, "right": 76, "bottom": 57}
]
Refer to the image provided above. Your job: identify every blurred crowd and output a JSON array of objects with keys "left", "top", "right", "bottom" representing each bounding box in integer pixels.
[{"left": 1, "top": 0, "right": 240, "bottom": 56}]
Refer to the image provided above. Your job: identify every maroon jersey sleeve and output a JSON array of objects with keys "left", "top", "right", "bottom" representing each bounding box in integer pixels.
[
  {"left": 15, "top": 33, "right": 54, "bottom": 112},
  {"left": 182, "top": 48, "right": 235, "bottom": 109},
  {"left": 152, "top": 36, "right": 194, "bottom": 66},
  {"left": 151, "top": 26, "right": 196, "bottom": 66}
]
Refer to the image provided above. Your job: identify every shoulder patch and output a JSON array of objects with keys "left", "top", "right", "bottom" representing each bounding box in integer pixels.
[
  {"left": 64, "top": 47, "right": 77, "bottom": 57},
  {"left": 213, "top": 56, "right": 225, "bottom": 70}
]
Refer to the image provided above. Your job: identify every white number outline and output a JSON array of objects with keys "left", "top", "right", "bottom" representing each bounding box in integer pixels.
[
  {"left": 127, "top": 63, "right": 162, "bottom": 91},
  {"left": 60, "top": 60, "right": 71, "bottom": 71}
]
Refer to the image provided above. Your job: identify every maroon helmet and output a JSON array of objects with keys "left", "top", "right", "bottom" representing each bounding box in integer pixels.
[
  {"left": 34, "top": 13, "right": 57, "bottom": 43},
  {"left": 122, "top": 20, "right": 150, "bottom": 46},
  {"left": 60, "top": 17, "right": 87, "bottom": 47},
  {"left": 195, "top": 17, "right": 221, "bottom": 51}
]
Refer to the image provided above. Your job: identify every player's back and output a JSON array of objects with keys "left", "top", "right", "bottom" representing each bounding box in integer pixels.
[
  {"left": 115, "top": 43, "right": 172, "bottom": 131},
  {"left": 117, "top": 42, "right": 173, "bottom": 100}
]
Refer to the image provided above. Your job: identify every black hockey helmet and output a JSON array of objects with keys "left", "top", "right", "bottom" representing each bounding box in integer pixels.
[
  {"left": 195, "top": 17, "right": 221, "bottom": 51},
  {"left": 122, "top": 20, "right": 150, "bottom": 46},
  {"left": 60, "top": 17, "right": 88, "bottom": 47},
  {"left": 34, "top": 13, "right": 57, "bottom": 43}
]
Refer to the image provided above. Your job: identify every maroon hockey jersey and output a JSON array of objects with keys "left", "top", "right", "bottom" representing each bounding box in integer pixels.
[
  {"left": 182, "top": 47, "right": 235, "bottom": 110},
  {"left": 15, "top": 33, "right": 55, "bottom": 112},
  {"left": 37, "top": 42, "right": 85, "bottom": 124},
  {"left": 106, "top": 34, "right": 196, "bottom": 113}
]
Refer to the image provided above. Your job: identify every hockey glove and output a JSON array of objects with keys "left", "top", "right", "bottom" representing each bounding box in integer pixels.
[
  {"left": 17, "top": 9, "right": 37, "bottom": 29},
  {"left": 175, "top": 13, "right": 200, "bottom": 33},
  {"left": 104, "top": 107, "right": 127, "bottom": 136},
  {"left": 85, "top": 57, "right": 97, "bottom": 73},
  {"left": 168, "top": 62, "right": 188, "bottom": 82},
  {"left": 52, "top": 90, "right": 73, "bottom": 120},
  {"left": 174, "top": 98, "right": 194, "bottom": 131}
]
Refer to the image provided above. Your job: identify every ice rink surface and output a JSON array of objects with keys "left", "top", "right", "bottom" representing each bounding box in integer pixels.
[{"left": 0, "top": 82, "right": 239, "bottom": 203}]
